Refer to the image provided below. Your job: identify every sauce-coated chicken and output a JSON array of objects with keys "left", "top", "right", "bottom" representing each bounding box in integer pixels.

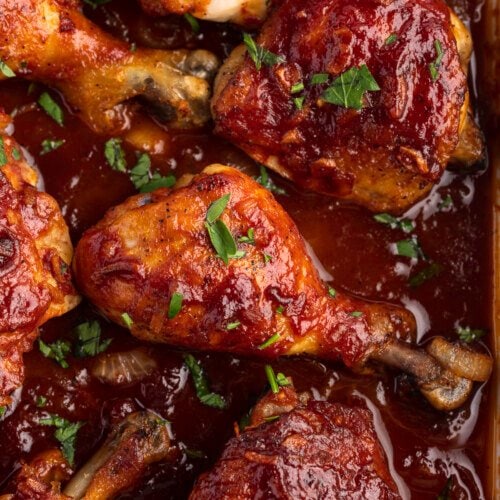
[
  {"left": 73, "top": 165, "right": 491, "bottom": 410},
  {"left": 139, "top": 0, "right": 269, "bottom": 26},
  {"left": 0, "top": 115, "right": 79, "bottom": 407},
  {"left": 212, "top": 0, "right": 483, "bottom": 213},
  {"left": 0, "top": 0, "right": 219, "bottom": 134},
  {"left": 190, "top": 386, "right": 401, "bottom": 499}
]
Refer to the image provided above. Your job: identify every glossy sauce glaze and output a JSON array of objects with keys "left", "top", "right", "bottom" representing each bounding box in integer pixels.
[{"left": 0, "top": 1, "right": 494, "bottom": 498}]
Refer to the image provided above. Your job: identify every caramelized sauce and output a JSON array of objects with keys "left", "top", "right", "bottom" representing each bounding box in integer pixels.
[{"left": 0, "top": 1, "right": 494, "bottom": 498}]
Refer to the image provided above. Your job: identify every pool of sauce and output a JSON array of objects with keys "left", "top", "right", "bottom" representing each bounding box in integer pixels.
[{"left": 0, "top": 1, "right": 494, "bottom": 498}]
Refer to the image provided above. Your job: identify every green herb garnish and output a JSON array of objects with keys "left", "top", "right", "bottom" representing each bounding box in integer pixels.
[
  {"left": 322, "top": 64, "right": 380, "bottom": 110},
  {"left": 121, "top": 312, "right": 133, "bottom": 328},
  {"left": 264, "top": 365, "right": 290, "bottom": 394},
  {"left": 0, "top": 407, "right": 6, "bottom": 417},
  {"left": 206, "top": 194, "right": 230, "bottom": 224},
  {"left": 183, "top": 354, "right": 226, "bottom": 409},
  {"left": 350, "top": 311, "right": 363, "bottom": 318},
  {"left": 39, "top": 414, "right": 85, "bottom": 466},
  {"left": 0, "top": 60, "right": 15, "bottom": 78},
  {"left": 456, "top": 326, "right": 486, "bottom": 343},
  {"left": 429, "top": 40, "right": 444, "bottom": 81},
  {"left": 385, "top": 34, "right": 398, "bottom": 45},
  {"left": 258, "top": 333, "right": 281, "bottom": 350},
  {"left": 408, "top": 262, "right": 442, "bottom": 287},
  {"left": 293, "top": 96, "right": 305, "bottom": 109},
  {"left": 311, "top": 73, "right": 329, "bottom": 85},
  {"left": 74, "top": 320, "right": 112, "bottom": 358},
  {"left": 226, "top": 321, "right": 241, "bottom": 330},
  {"left": 38, "top": 339, "right": 71, "bottom": 368},
  {"left": 263, "top": 253, "right": 272, "bottom": 264},
  {"left": 168, "top": 292, "right": 183, "bottom": 319},
  {"left": 438, "top": 194, "right": 453, "bottom": 210},
  {"left": 239, "top": 228, "right": 255, "bottom": 244},
  {"left": 12, "top": 148, "right": 21, "bottom": 161},
  {"left": 291, "top": 82, "right": 304, "bottom": 94},
  {"left": 276, "top": 305, "right": 284, "bottom": 314},
  {"left": 36, "top": 396, "right": 47, "bottom": 408},
  {"left": 104, "top": 138, "right": 127, "bottom": 172},
  {"left": 395, "top": 238, "right": 423, "bottom": 259},
  {"left": 243, "top": 33, "right": 285, "bottom": 71},
  {"left": 38, "top": 92, "right": 64, "bottom": 126},
  {"left": 0, "top": 137, "right": 7, "bottom": 167},
  {"left": 373, "top": 213, "right": 414, "bottom": 233},
  {"left": 328, "top": 286, "right": 337, "bottom": 298},
  {"left": 184, "top": 13, "right": 200, "bottom": 33},
  {"left": 255, "top": 165, "right": 287, "bottom": 195},
  {"left": 41, "top": 139, "right": 65, "bottom": 155}
]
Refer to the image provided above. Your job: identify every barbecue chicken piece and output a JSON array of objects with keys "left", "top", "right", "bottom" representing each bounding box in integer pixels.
[
  {"left": 138, "top": 0, "right": 269, "bottom": 26},
  {"left": 64, "top": 411, "right": 172, "bottom": 499},
  {"left": 0, "top": 0, "right": 219, "bottom": 134},
  {"left": 0, "top": 117, "right": 80, "bottom": 407},
  {"left": 212, "top": 0, "right": 483, "bottom": 213},
  {"left": 190, "top": 385, "right": 401, "bottom": 499},
  {"left": 73, "top": 165, "right": 492, "bottom": 410}
]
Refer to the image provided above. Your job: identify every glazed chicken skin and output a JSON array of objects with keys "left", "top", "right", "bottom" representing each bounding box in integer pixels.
[
  {"left": 212, "top": 0, "right": 483, "bottom": 213},
  {"left": 139, "top": 0, "right": 269, "bottom": 26},
  {"left": 0, "top": 0, "right": 219, "bottom": 134},
  {"left": 0, "top": 114, "right": 79, "bottom": 407},
  {"left": 74, "top": 165, "right": 492, "bottom": 410},
  {"left": 190, "top": 385, "right": 401, "bottom": 499}
]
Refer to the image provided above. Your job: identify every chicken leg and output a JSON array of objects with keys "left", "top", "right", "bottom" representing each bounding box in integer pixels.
[
  {"left": 0, "top": 0, "right": 219, "bottom": 134},
  {"left": 73, "top": 165, "right": 492, "bottom": 410},
  {"left": 212, "top": 0, "right": 484, "bottom": 213},
  {"left": 0, "top": 112, "right": 80, "bottom": 407}
]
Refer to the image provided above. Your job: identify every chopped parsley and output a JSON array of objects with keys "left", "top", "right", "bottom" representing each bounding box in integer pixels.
[
  {"left": 263, "top": 253, "right": 272, "bottom": 264},
  {"left": 243, "top": 33, "right": 285, "bottom": 71},
  {"left": 0, "top": 60, "right": 15, "bottom": 78},
  {"left": 385, "top": 34, "right": 398, "bottom": 45},
  {"left": 226, "top": 321, "right": 241, "bottom": 330},
  {"left": 38, "top": 92, "right": 64, "bottom": 126},
  {"left": 291, "top": 82, "right": 304, "bottom": 94},
  {"left": 104, "top": 138, "right": 127, "bottom": 172},
  {"left": 255, "top": 165, "right": 287, "bottom": 195},
  {"left": 0, "top": 137, "right": 7, "bottom": 167},
  {"left": 39, "top": 414, "right": 85, "bottom": 466},
  {"left": 12, "top": 148, "right": 21, "bottom": 161},
  {"left": 408, "top": 262, "right": 442, "bottom": 287},
  {"left": 276, "top": 305, "right": 284, "bottom": 314},
  {"left": 328, "top": 286, "right": 337, "bottom": 298},
  {"left": 205, "top": 194, "right": 244, "bottom": 264},
  {"left": 41, "top": 139, "right": 65, "bottom": 155},
  {"left": 438, "top": 194, "right": 453, "bottom": 210},
  {"left": 264, "top": 365, "right": 290, "bottom": 394},
  {"left": 456, "top": 326, "right": 486, "bottom": 343},
  {"left": 184, "top": 13, "right": 200, "bottom": 33},
  {"left": 129, "top": 153, "right": 176, "bottom": 193},
  {"left": 36, "top": 396, "right": 47, "bottom": 408},
  {"left": 350, "top": 311, "right": 363, "bottom": 318},
  {"left": 258, "top": 333, "right": 281, "bottom": 350},
  {"left": 168, "top": 292, "right": 183, "bottom": 319},
  {"left": 293, "top": 96, "right": 305, "bottom": 110},
  {"left": 38, "top": 339, "right": 71, "bottom": 368},
  {"left": 183, "top": 354, "right": 227, "bottom": 409},
  {"left": 0, "top": 407, "right": 6, "bottom": 417},
  {"left": 322, "top": 64, "right": 380, "bottom": 110},
  {"left": 429, "top": 40, "right": 444, "bottom": 81},
  {"left": 311, "top": 73, "right": 329, "bottom": 85},
  {"left": 239, "top": 228, "right": 255, "bottom": 245},
  {"left": 121, "top": 312, "right": 133, "bottom": 328},
  {"left": 395, "top": 238, "right": 424, "bottom": 259},
  {"left": 373, "top": 213, "right": 414, "bottom": 233},
  {"left": 73, "top": 320, "right": 112, "bottom": 358}
]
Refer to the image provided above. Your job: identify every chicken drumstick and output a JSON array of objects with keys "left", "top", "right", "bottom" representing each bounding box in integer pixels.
[{"left": 73, "top": 165, "right": 491, "bottom": 410}]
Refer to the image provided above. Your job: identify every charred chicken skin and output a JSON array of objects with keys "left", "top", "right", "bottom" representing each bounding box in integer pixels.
[
  {"left": 212, "top": 0, "right": 483, "bottom": 213},
  {"left": 139, "top": 0, "right": 269, "bottom": 26},
  {"left": 73, "top": 165, "right": 491, "bottom": 410},
  {"left": 0, "top": 115, "right": 79, "bottom": 407},
  {"left": 190, "top": 385, "right": 401, "bottom": 499},
  {"left": 0, "top": 0, "right": 219, "bottom": 134}
]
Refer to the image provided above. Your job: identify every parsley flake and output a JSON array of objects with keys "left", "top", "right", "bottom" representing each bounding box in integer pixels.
[
  {"left": 255, "top": 165, "right": 287, "bottom": 195},
  {"left": 243, "top": 33, "right": 285, "bottom": 71},
  {"left": 258, "top": 333, "right": 281, "bottom": 350},
  {"left": 429, "top": 40, "right": 444, "bottom": 81},
  {"left": 121, "top": 312, "right": 133, "bottom": 328},
  {"left": 264, "top": 365, "right": 290, "bottom": 394},
  {"left": 0, "top": 137, "right": 7, "bottom": 167},
  {"left": 291, "top": 82, "right": 304, "bottom": 94},
  {"left": 184, "top": 13, "right": 200, "bottom": 33},
  {"left": 408, "top": 262, "right": 442, "bottom": 287},
  {"left": 350, "top": 311, "right": 363, "bottom": 318},
  {"left": 36, "top": 396, "right": 47, "bottom": 408},
  {"left": 73, "top": 320, "right": 112, "bottom": 358},
  {"left": 238, "top": 228, "right": 255, "bottom": 245},
  {"left": 104, "top": 138, "right": 127, "bottom": 172},
  {"left": 456, "top": 326, "right": 486, "bottom": 343},
  {"left": 38, "top": 339, "right": 71, "bottom": 368},
  {"left": 168, "top": 292, "right": 183, "bottom": 319},
  {"left": 374, "top": 213, "right": 414, "bottom": 233},
  {"left": 41, "top": 139, "right": 65, "bottom": 155},
  {"left": 12, "top": 148, "right": 21, "bottom": 161},
  {"left": 385, "top": 33, "right": 398, "bottom": 45},
  {"left": 395, "top": 238, "right": 424, "bottom": 259},
  {"left": 311, "top": 73, "right": 329, "bottom": 85},
  {"left": 226, "top": 321, "right": 241, "bottom": 330},
  {"left": 183, "top": 354, "right": 226, "bottom": 409},
  {"left": 0, "top": 60, "right": 15, "bottom": 78},
  {"left": 38, "top": 92, "right": 64, "bottom": 126},
  {"left": 322, "top": 64, "right": 380, "bottom": 110}
]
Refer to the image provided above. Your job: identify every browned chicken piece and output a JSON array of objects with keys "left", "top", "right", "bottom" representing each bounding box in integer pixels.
[
  {"left": 212, "top": 0, "right": 483, "bottom": 213},
  {"left": 0, "top": 0, "right": 219, "bottom": 134},
  {"left": 0, "top": 115, "right": 80, "bottom": 407},
  {"left": 73, "top": 165, "right": 492, "bottom": 410},
  {"left": 0, "top": 449, "right": 72, "bottom": 500},
  {"left": 63, "top": 411, "right": 172, "bottom": 499},
  {"left": 139, "top": 0, "right": 269, "bottom": 26},
  {"left": 190, "top": 385, "right": 401, "bottom": 499}
]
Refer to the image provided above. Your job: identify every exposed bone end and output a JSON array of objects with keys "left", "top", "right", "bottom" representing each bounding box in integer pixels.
[
  {"left": 419, "top": 371, "right": 473, "bottom": 411},
  {"left": 63, "top": 411, "right": 172, "bottom": 500}
]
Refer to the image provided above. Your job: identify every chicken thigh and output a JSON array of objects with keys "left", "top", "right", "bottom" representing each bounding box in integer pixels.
[
  {"left": 0, "top": 114, "right": 80, "bottom": 406},
  {"left": 73, "top": 165, "right": 491, "bottom": 410},
  {"left": 139, "top": 0, "right": 269, "bottom": 26},
  {"left": 0, "top": 0, "right": 219, "bottom": 134},
  {"left": 212, "top": 0, "right": 483, "bottom": 213},
  {"left": 190, "top": 385, "right": 401, "bottom": 499}
]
